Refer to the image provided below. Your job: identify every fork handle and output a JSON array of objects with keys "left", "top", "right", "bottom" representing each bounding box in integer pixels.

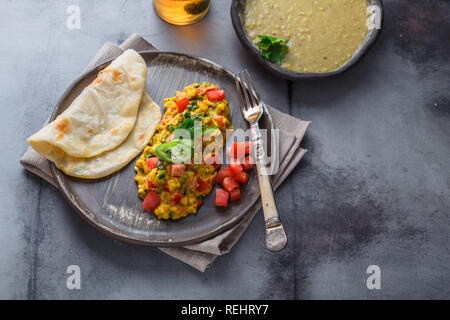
[
  {"left": 255, "top": 163, "right": 281, "bottom": 227},
  {"left": 251, "top": 123, "right": 287, "bottom": 251}
]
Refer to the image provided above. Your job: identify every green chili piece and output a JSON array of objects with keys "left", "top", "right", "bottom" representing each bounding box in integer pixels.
[
  {"left": 155, "top": 140, "right": 179, "bottom": 163},
  {"left": 155, "top": 139, "right": 192, "bottom": 164}
]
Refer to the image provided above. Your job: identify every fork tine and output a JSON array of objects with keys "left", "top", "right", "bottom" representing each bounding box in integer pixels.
[
  {"left": 242, "top": 70, "right": 257, "bottom": 108},
  {"left": 234, "top": 73, "right": 247, "bottom": 111},
  {"left": 239, "top": 71, "right": 253, "bottom": 110},
  {"left": 237, "top": 72, "right": 252, "bottom": 111},
  {"left": 243, "top": 70, "right": 262, "bottom": 106}
]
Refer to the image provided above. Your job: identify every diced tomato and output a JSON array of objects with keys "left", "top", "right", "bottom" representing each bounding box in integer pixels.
[
  {"left": 163, "top": 181, "right": 170, "bottom": 192},
  {"left": 176, "top": 97, "right": 190, "bottom": 112},
  {"left": 204, "top": 153, "right": 221, "bottom": 169},
  {"left": 225, "top": 146, "right": 234, "bottom": 159},
  {"left": 243, "top": 141, "right": 253, "bottom": 154},
  {"left": 226, "top": 141, "right": 253, "bottom": 159},
  {"left": 242, "top": 156, "right": 255, "bottom": 171},
  {"left": 198, "top": 178, "right": 210, "bottom": 193},
  {"left": 146, "top": 157, "right": 159, "bottom": 171},
  {"left": 216, "top": 166, "right": 234, "bottom": 183},
  {"left": 229, "top": 163, "right": 243, "bottom": 175},
  {"left": 214, "top": 115, "right": 225, "bottom": 129},
  {"left": 197, "top": 86, "right": 216, "bottom": 96},
  {"left": 187, "top": 175, "right": 199, "bottom": 190},
  {"left": 215, "top": 188, "right": 229, "bottom": 207},
  {"left": 196, "top": 200, "right": 204, "bottom": 209},
  {"left": 222, "top": 177, "right": 239, "bottom": 192},
  {"left": 235, "top": 171, "right": 248, "bottom": 184},
  {"left": 146, "top": 177, "right": 158, "bottom": 190},
  {"left": 172, "top": 192, "right": 182, "bottom": 204},
  {"left": 230, "top": 188, "right": 241, "bottom": 202},
  {"left": 205, "top": 85, "right": 217, "bottom": 92},
  {"left": 170, "top": 163, "right": 186, "bottom": 177},
  {"left": 197, "top": 87, "right": 206, "bottom": 96},
  {"left": 207, "top": 89, "right": 226, "bottom": 103},
  {"left": 142, "top": 191, "right": 161, "bottom": 212}
]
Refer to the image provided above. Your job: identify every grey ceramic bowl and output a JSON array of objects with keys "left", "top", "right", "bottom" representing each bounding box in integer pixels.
[{"left": 230, "top": 0, "right": 383, "bottom": 80}]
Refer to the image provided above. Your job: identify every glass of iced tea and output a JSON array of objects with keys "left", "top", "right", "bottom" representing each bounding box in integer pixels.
[{"left": 154, "top": 0, "right": 211, "bottom": 25}]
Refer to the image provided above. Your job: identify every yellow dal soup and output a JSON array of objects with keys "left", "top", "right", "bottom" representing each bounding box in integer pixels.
[{"left": 244, "top": 0, "right": 370, "bottom": 73}]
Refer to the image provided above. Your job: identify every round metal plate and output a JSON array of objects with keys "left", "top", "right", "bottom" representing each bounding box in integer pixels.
[{"left": 51, "top": 51, "right": 262, "bottom": 247}]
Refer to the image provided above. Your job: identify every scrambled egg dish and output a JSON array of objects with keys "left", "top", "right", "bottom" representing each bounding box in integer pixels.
[{"left": 134, "top": 82, "right": 233, "bottom": 220}]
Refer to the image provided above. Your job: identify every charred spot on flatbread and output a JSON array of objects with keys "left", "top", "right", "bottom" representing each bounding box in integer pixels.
[
  {"left": 112, "top": 69, "right": 124, "bottom": 83},
  {"left": 55, "top": 117, "right": 71, "bottom": 140},
  {"left": 89, "top": 69, "right": 108, "bottom": 87}
]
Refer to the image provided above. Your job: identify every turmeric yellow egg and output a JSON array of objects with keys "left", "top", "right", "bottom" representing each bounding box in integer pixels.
[{"left": 134, "top": 82, "right": 233, "bottom": 220}]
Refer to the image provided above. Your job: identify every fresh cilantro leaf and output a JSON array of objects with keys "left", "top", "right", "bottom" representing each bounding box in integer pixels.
[
  {"left": 256, "top": 35, "right": 289, "bottom": 64},
  {"left": 178, "top": 117, "right": 195, "bottom": 130}
]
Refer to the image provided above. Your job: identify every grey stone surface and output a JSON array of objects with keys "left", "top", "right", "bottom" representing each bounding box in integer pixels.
[{"left": 0, "top": 0, "right": 448, "bottom": 299}]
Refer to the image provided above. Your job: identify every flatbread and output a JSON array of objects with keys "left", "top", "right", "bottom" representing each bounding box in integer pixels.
[
  {"left": 28, "top": 49, "right": 147, "bottom": 158},
  {"left": 31, "top": 93, "right": 161, "bottom": 179}
]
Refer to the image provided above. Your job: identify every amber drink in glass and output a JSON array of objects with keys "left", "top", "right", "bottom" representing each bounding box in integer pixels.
[{"left": 154, "top": 0, "right": 211, "bottom": 25}]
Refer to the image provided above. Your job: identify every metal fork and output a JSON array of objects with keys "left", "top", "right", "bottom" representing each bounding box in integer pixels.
[{"left": 235, "top": 70, "right": 287, "bottom": 252}]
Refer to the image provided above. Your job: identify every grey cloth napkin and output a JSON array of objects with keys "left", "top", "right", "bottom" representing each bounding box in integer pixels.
[{"left": 20, "top": 34, "right": 310, "bottom": 272}]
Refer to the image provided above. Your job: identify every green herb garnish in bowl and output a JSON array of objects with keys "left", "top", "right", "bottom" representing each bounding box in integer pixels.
[{"left": 256, "top": 35, "right": 289, "bottom": 64}]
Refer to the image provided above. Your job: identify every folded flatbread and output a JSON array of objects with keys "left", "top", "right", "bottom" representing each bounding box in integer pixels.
[
  {"left": 28, "top": 49, "right": 147, "bottom": 158},
  {"left": 30, "top": 93, "right": 161, "bottom": 179}
]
